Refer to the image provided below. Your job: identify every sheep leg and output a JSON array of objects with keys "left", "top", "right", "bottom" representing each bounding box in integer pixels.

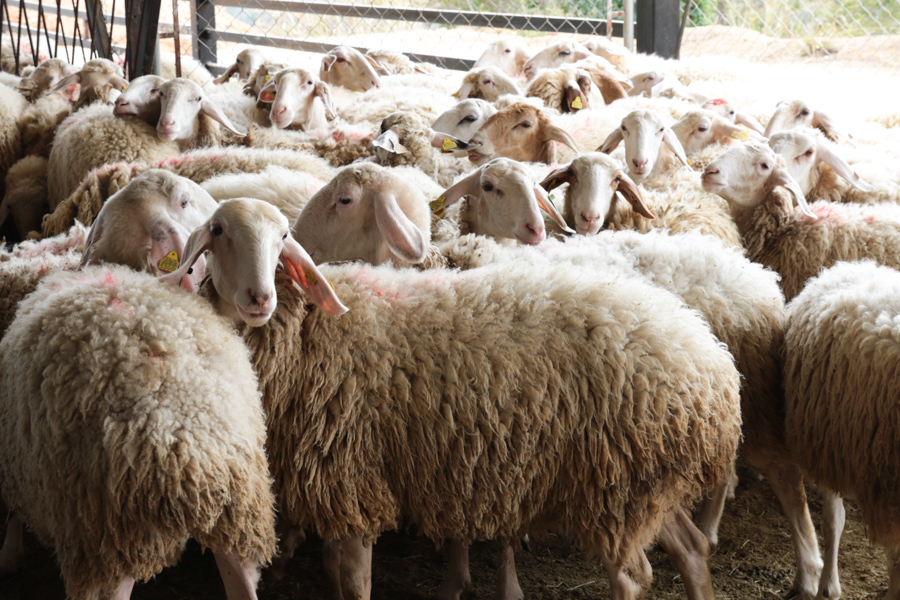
[
  {"left": 98, "top": 577, "right": 135, "bottom": 600},
  {"left": 495, "top": 538, "right": 523, "bottom": 600},
  {"left": 339, "top": 537, "right": 372, "bottom": 600},
  {"left": 435, "top": 539, "right": 471, "bottom": 600},
  {"left": 213, "top": 550, "right": 261, "bottom": 600},
  {"left": 323, "top": 539, "right": 344, "bottom": 600},
  {"left": 0, "top": 513, "right": 24, "bottom": 578},
  {"left": 657, "top": 507, "right": 715, "bottom": 600},
  {"left": 268, "top": 522, "right": 306, "bottom": 580},
  {"left": 815, "top": 490, "right": 844, "bottom": 600},
  {"left": 758, "top": 462, "right": 822, "bottom": 600},
  {"left": 694, "top": 477, "right": 730, "bottom": 550},
  {"left": 602, "top": 544, "right": 652, "bottom": 600}
]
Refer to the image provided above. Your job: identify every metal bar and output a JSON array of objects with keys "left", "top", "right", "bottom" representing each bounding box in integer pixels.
[
  {"left": 108, "top": 0, "right": 115, "bottom": 57},
  {"left": 16, "top": 1, "right": 127, "bottom": 26},
  {"left": 210, "top": 0, "right": 622, "bottom": 37},
  {"left": 635, "top": 0, "right": 679, "bottom": 57},
  {"left": 71, "top": 0, "right": 85, "bottom": 63},
  {"left": 624, "top": 0, "right": 633, "bottom": 51},
  {"left": 84, "top": 0, "right": 110, "bottom": 59},
  {"left": 194, "top": 0, "right": 215, "bottom": 65},
  {"left": 20, "top": 0, "right": 36, "bottom": 66},
  {"left": 124, "top": 0, "right": 161, "bottom": 77},
  {"left": 0, "top": 20, "right": 124, "bottom": 52}
]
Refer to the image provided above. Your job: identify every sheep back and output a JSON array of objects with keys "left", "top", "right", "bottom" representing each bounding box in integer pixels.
[
  {"left": 0, "top": 266, "right": 276, "bottom": 597},
  {"left": 784, "top": 260, "right": 900, "bottom": 545}
]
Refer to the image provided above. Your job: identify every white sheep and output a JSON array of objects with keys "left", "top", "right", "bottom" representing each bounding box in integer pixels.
[
  {"left": 471, "top": 39, "right": 533, "bottom": 78},
  {"left": 455, "top": 66, "right": 521, "bottom": 102},
  {"left": 162, "top": 196, "right": 741, "bottom": 600},
  {"left": 701, "top": 97, "right": 766, "bottom": 135},
  {"left": 702, "top": 141, "right": 900, "bottom": 300},
  {"left": 213, "top": 48, "right": 267, "bottom": 84},
  {"left": 0, "top": 265, "right": 277, "bottom": 599},
  {"left": 256, "top": 67, "right": 336, "bottom": 130},
  {"left": 522, "top": 40, "right": 606, "bottom": 80},
  {"left": 671, "top": 109, "right": 756, "bottom": 164},
  {"left": 46, "top": 58, "right": 128, "bottom": 110},
  {"left": 464, "top": 102, "right": 580, "bottom": 166},
  {"left": 15, "top": 57, "right": 75, "bottom": 101},
  {"left": 763, "top": 99, "right": 848, "bottom": 143},
  {"left": 431, "top": 99, "right": 498, "bottom": 143},
  {"left": 159, "top": 53, "right": 216, "bottom": 90},
  {"left": 319, "top": 46, "right": 382, "bottom": 92},
  {"left": 112, "top": 74, "right": 165, "bottom": 124},
  {"left": 155, "top": 77, "right": 246, "bottom": 149},
  {"left": 783, "top": 260, "right": 900, "bottom": 600},
  {"left": 598, "top": 108, "right": 690, "bottom": 184}
]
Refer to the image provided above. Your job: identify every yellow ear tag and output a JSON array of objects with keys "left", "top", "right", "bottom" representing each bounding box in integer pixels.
[
  {"left": 158, "top": 251, "right": 179, "bottom": 273},
  {"left": 264, "top": 74, "right": 272, "bottom": 83},
  {"left": 442, "top": 138, "right": 457, "bottom": 152},
  {"left": 328, "top": 280, "right": 334, "bottom": 290},
  {"left": 430, "top": 196, "right": 446, "bottom": 218},
  {"left": 687, "top": 158, "right": 692, "bottom": 167},
  {"left": 306, "top": 269, "right": 318, "bottom": 285},
  {"left": 122, "top": 84, "right": 128, "bottom": 91},
  {"left": 571, "top": 96, "right": 583, "bottom": 110},
  {"left": 452, "top": 91, "right": 460, "bottom": 98},
  {"left": 732, "top": 129, "right": 750, "bottom": 142}
]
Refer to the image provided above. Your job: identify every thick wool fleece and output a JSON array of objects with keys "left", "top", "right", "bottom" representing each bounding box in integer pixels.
[
  {"left": 244, "top": 122, "right": 377, "bottom": 167},
  {"left": 233, "top": 259, "right": 741, "bottom": 565},
  {"left": 17, "top": 94, "right": 71, "bottom": 157},
  {"left": 0, "top": 266, "right": 276, "bottom": 599},
  {"left": 784, "top": 260, "right": 900, "bottom": 545},
  {"left": 374, "top": 112, "right": 470, "bottom": 188},
  {"left": 0, "top": 83, "right": 27, "bottom": 190},
  {"left": 0, "top": 246, "right": 80, "bottom": 336},
  {"left": 739, "top": 187, "right": 900, "bottom": 301}
]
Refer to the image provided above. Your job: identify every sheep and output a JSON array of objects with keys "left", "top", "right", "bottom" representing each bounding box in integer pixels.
[
  {"left": 768, "top": 127, "right": 900, "bottom": 205},
  {"left": 783, "top": 260, "right": 900, "bottom": 600},
  {"left": 430, "top": 98, "right": 497, "bottom": 143},
  {"left": 365, "top": 49, "right": 443, "bottom": 76},
  {"left": 0, "top": 82, "right": 27, "bottom": 185},
  {"left": 17, "top": 91, "right": 74, "bottom": 157},
  {"left": 0, "top": 265, "right": 277, "bottom": 599},
  {"left": 701, "top": 98, "right": 766, "bottom": 135},
  {"left": 112, "top": 74, "right": 165, "bottom": 124},
  {"left": 46, "top": 57, "right": 128, "bottom": 110},
  {"left": 15, "top": 57, "right": 74, "bottom": 101},
  {"left": 43, "top": 146, "right": 334, "bottom": 236},
  {"left": 522, "top": 40, "right": 599, "bottom": 80},
  {"left": 214, "top": 48, "right": 267, "bottom": 84},
  {"left": 242, "top": 61, "right": 289, "bottom": 102},
  {"left": 320, "top": 46, "right": 382, "bottom": 92},
  {"left": 598, "top": 109, "right": 690, "bottom": 184},
  {"left": 160, "top": 53, "right": 216, "bottom": 90},
  {"left": 0, "top": 155, "right": 47, "bottom": 240},
  {"left": 671, "top": 109, "right": 757, "bottom": 169},
  {"left": 256, "top": 68, "right": 336, "bottom": 130},
  {"left": 455, "top": 66, "right": 521, "bottom": 102},
  {"left": 163, "top": 196, "right": 741, "bottom": 600},
  {"left": 524, "top": 66, "right": 595, "bottom": 114},
  {"left": 243, "top": 122, "right": 377, "bottom": 167},
  {"left": 335, "top": 78, "right": 457, "bottom": 127},
  {"left": 702, "top": 141, "right": 900, "bottom": 300},
  {"left": 464, "top": 102, "right": 580, "bottom": 166},
  {"left": 471, "top": 39, "right": 533, "bottom": 77},
  {"left": 763, "top": 99, "right": 847, "bottom": 143},
  {"left": 582, "top": 36, "right": 631, "bottom": 69},
  {"left": 155, "top": 77, "right": 246, "bottom": 149}
]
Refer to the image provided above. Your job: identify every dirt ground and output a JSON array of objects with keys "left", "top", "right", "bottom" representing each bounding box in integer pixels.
[{"left": 0, "top": 463, "right": 889, "bottom": 599}]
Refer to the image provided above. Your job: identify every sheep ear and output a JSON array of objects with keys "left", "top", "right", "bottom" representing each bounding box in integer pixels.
[
  {"left": 812, "top": 111, "right": 842, "bottom": 143},
  {"left": 565, "top": 82, "right": 588, "bottom": 113},
  {"left": 321, "top": 55, "right": 337, "bottom": 73},
  {"left": 543, "top": 123, "right": 581, "bottom": 154},
  {"left": 816, "top": 143, "right": 874, "bottom": 192},
  {"left": 200, "top": 97, "right": 246, "bottom": 136},
  {"left": 598, "top": 127, "right": 623, "bottom": 153},
  {"left": 373, "top": 191, "right": 427, "bottom": 263},
  {"left": 314, "top": 81, "right": 337, "bottom": 120},
  {"left": 614, "top": 172, "right": 655, "bottom": 219},
  {"left": 734, "top": 110, "right": 765, "bottom": 135},
  {"left": 662, "top": 127, "right": 690, "bottom": 167},
  {"left": 47, "top": 72, "right": 82, "bottom": 96},
  {"left": 456, "top": 81, "right": 475, "bottom": 100},
  {"left": 534, "top": 184, "right": 575, "bottom": 235},
  {"left": 281, "top": 235, "right": 349, "bottom": 316},
  {"left": 213, "top": 64, "right": 238, "bottom": 84},
  {"left": 258, "top": 80, "right": 276, "bottom": 103},
  {"left": 373, "top": 129, "right": 409, "bottom": 155},
  {"left": 539, "top": 164, "right": 574, "bottom": 191},
  {"left": 110, "top": 75, "right": 129, "bottom": 91},
  {"left": 431, "top": 132, "right": 472, "bottom": 153},
  {"left": 158, "top": 224, "right": 212, "bottom": 292},
  {"left": 78, "top": 214, "right": 105, "bottom": 269},
  {"left": 435, "top": 170, "right": 482, "bottom": 216},
  {"left": 769, "top": 167, "right": 816, "bottom": 220},
  {"left": 364, "top": 55, "right": 392, "bottom": 76}
]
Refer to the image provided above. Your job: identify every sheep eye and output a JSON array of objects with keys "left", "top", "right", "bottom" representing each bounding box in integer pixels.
[
  {"left": 621, "top": 125, "right": 627, "bottom": 132},
  {"left": 799, "top": 109, "right": 810, "bottom": 116},
  {"left": 236, "top": 59, "right": 243, "bottom": 64},
  {"left": 519, "top": 121, "right": 532, "bottom": 128},
  {"left": 196, "top": 96, "right": 202, "bottom": 102},
  {"left": 282, "top": 232, "right": 288, "bottom": 240},
  {"left": 658, "top": 127, "right": 665, "bottom": 134},
  {"left": 697, "top": 126, "right": 708, "bottom": 132},
  {"left": 339, "top": 196, "right": 352, "bottom": 205},
  {"left": 504, "top": 48, "right": 511, "bottom": 53},
  {"left": 761, "top": 162, "right": 770, "bottom": 170},
  {"left": 566, "top": 168, "right": 575, "bottom": 176},
  {"left": 729, "top": 110, "right": 735, "bottom": 116},
  {"left": 181, "top": 198, "right": 189, "bottom": 208},
  {"left": 482, "top": 79, "right": 491, "bottom": 85},
  {"left": 561, "top": 49, "right": 571, "bottom": 56},
  {"left": 337, "top": 57, "right": 345, "bottom": 63},
  {"left": 308, "top": 80, "right": 313, "bottom": 85},
  {"left": 460, "top": 115, "right": 477, "bottom": 124},
  {"left": 804, "top": 149, "right": 814, "bottom": 156},
  {"left": 211, "top": 223, "right": 223, "bottom": 235},
  {"left": 482, "top": 182, "right": 494, "bottom": 192}
]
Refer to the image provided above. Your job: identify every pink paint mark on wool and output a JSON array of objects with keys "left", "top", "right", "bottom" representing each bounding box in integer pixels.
[
  {"left": 865, "top": 215, "right": 876, "bottom": 224},
  {"left": 706, "top": 98, "right": 728, "bottom": 106}
]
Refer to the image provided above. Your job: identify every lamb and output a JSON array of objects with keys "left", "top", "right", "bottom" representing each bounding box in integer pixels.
[
  {"left": 455, "top": 66, "right": 521, "bottom": 101},
  {"left": 783, "top": 260, "right": 900, "bottom": 600},
  {"left": 464, "top": 102, "right": 580, "bottom": 166},
  {"left": 162, "top": 196, "right": 741, "bottom": 600},
  {"left": 43, "top": 146, "right": 334, "bottom": 236},
  {"left": 598, "top": 109, "right": 690, "bottom": 184},
  {"left": 671, "top": 109, "right": 757, "bottom": 169},
  {"left": 256, "top": 68, "right": 336, "bottom": 130},
  {"left": 768, "top": 127, "right": 900, "bottom": 205},
  {"left": 702, "top": 141, "right": 900, "bottom": 300},
  {"left": 0, "top": 265, "right": 277, "bottom": 599},
  {"left": 214, "top": 48, "right": 267, "bottom": 83},
  {"left": 471, "top": 39, "right": 533, "bottom": 77}
]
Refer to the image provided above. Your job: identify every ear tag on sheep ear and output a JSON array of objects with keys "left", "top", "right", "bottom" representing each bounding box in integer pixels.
[
  {"left": 452, "top": 91, "right": 460, "bottom": 99},
  {"left": 122, "top": 84, "right": 128, "bottom": 91},
  {"left": 442, "top": 138, "right": 458, "bottom": 152},
  {"left": 732, "top": 129, "right": 750, "bottom": 142},
  {"left": 157, "top": 251, "right": 180, "bottom": 273},
  {"left": 306, "top": 269, "right": 318, "bottom": 285},
  {"left": 430, "top": 196, "right": 446, "bottom": 218},
  {"left": 571, "top": 96, "right": 583, "bottom": 110},
  {"left": 686, "top": 158, "right": 692, "bottom": 167},
  {"left": 264, "top": 75, "right": 272, "bottom": 83}
]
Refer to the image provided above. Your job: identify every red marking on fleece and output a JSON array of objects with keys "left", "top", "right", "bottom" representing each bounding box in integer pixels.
[{"left": 706, "top": 98, "right": 728, "bottom": 106}]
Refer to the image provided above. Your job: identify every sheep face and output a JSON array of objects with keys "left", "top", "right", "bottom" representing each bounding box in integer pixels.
[
  {"left": 768, "top": 128, "right": 873, "bottom": 195},
  {"left": 525, "top": 66, "right": 593, "bottom": 114},
  {"left": 160, "top": 198, "right": 348, "bottom": 325},
  {"left": 466, "top": 103, "right": 580, "bottom": 166},
  {"left": 156, "top": 78, "right": 245, "bottom": 141},
  {"left": 260, "top": 68, "right": 334, "bottom": 130},
  {"left": 522, "top": 41, "right": 592, "bottom": 80},
  {"left": 582, "top": 37, "right": 630, "bottom": 69},
  {"left": 701, "top": 142, "right": 812, "bottom": 218},
  {"left": 431, "top": 99, "right": 497, "bottom": 143},
  {"left": 628, "top": 71, "right": 663, "bottom": 97},
  {"left": 293, "top": 163, "right": 429, "bottom": 266},
  {"left": 472, "top": 40, "right": 533, "bottom": 77},
  {"left": 764, "top": 99, "right": 843, "bottom": 142},
  {"left": 599, "top": 110, "right": 688, "bottom": 183},
  {"left": 46, "top": 58, "right": 128, "bottom": 107},
  {"left": 456, "top": 67, "right": 519, "bottom": 102},
  {"left": 702, "top": 98, "right": 766, "bottom": 135},
  {"left": 214, "top": 48, "right": 266, "bottom": 83},
  {"left": 19, "top": 58, "right": 75, "bottom": 100},
  {"left": 540, "top": 153, "right": 653, "bottom": 235},
  {"left": 319, "top": 46, "right": 381, "bottom": 92},
  {"left": 113, "top": 75, "right": 164, "bottom": 124},
  {"left": 671, "top": 110, "right": 747, "bottom": 156}
]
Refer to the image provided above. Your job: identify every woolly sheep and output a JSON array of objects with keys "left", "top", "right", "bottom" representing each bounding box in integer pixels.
[
  {"left": 763, "top": 99, "right": 846, "bottom": 143},
  {"left": 701, "top": 97, "right": 765, "bottom": 135},
  {"left": 0, "top": 265, "right": 277, "bottom": 599},
  {"left": 524, "top": 66, "right": 596, "bottom": 114},
  {"left": 0, "top": 82, "right": 27, "bottom": 191},
  {"left": 430, "top": 99, "right": 497, "bottom": 143},
  {"left": 336, "top": 78, "right": 456, "bottom": 126},
  {"left": 582, "top": 36, "right": 631, "bottom": 69},
  {"left": 113, "top": 74, "right": 165, "bottom": 124},
  {"left": 17, "top": 91, "right": 73, "bottom": 157},
  {"left": 464, "top": 102, "right": 580, "bottom": 166},
  {"left": 15, "top": 57, "right": 74, "bottom": 101},
  {"left": 598, "top": 109, "right": 690, "bottom": 184},
  {"left": 703, "top": 142, "right": 900, "bottom": 300},
  {"left": 160, "top": 53, "right": 216, "bottom": 90},
  {"left": 43, "top": 146, "right": 334, "bottom": 236},
  {"left": 243, "top": 121, "right": 376, "bottom": 167},
  {"left": 47, "top": 58, "right": 128, "bottom": 110},
  {"left": 156, "top": 78, "right": 246, "bottom": 148},
  {"left": 0, "top": 155, "right": 47, "bottom": 240},
  {"left": 214, "top": 48, "right": 266, "bottom": 84},
  {"left": 365, "top": 49, "right": 444, "bottom": 76},
  {"left": 165, "top": 197, "right": 741, "bottom": 600},
  {"left": 455, "top": 66, "right": 520, "bottom": 102},
  {"left": 471, "top": 39, "right": 533, "bottom": 77},
  {"left": 257, "top": 68, "right": 336, "bottom": 130},
  {"left": 522, "top": 40, "right": 596, "bottom": 80},
  {"left": 784, "top": 260, "right": 900, "bottom": 600},
  {"left": 320, "top": 46, "right": 381, "bottom": 92},
  {"left": 671, "top": 109, "right": 753, "bottom": 159}
]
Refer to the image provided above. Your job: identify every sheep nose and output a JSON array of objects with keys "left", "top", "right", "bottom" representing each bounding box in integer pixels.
[
  {"left": 581, "top": 212, "right": 599, "bottom": 225},
  {"left": 249, "top": 288, "right": 273, "bottom": 306},
  {"left": 273, "top": 105, "right": 287, "bottom": 116},
  {"left": 159, "top": 119, "right": 175, "bottom": 127},
  {"left": 632, "top": 159, "right": 649, "bottom": 170},
  {"left": 526, "top": 222, "right": 545, "bottom": 238},
  {"left": 704, "top": 168, "right": 719, "bottom": 176}
]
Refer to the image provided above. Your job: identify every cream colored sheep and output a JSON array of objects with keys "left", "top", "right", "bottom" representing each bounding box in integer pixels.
[
  {"left": 214, "top": 48, "right": 266, "bottom": 84},
  {"left": 471, "top": 40, "right": 533, "bottom": 77},
  {"left": 455, "top": 66, "right": 520, "bottom": 102}
]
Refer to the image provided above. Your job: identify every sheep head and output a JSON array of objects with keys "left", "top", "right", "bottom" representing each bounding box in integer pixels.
[
  {"left": 465, "top": 102, "right": 580, "bottom": 165},
  {"left": 764, "top": 99, "right": 846, "bottom": 143},
  {"left": 431, "top": 99, "right": 497, "bottom": 143},
  {"left": 768, "top": 128, "right": 873, "bottom": 195},
  {"left": 598, "top": 109, "right": 688, "bottom": 182},
  {"left": 259, "top": 68, "right": 335, "bottom": 130},
  {"left": 472, "top": 39, "right": 533, "bottom": 77},
  {"left": 455, "top": 67, "right": 520, "bottom": 102},
  {"left": 113, "top": 74, "right": 164, "bottom": 124},
  {"left": 213, "top": 48, "right": 265, "bottom": 84},
  {"left": 672, "top": 110, "right": 751, "bottom": 156},
  {"left": 319, "top": 46, "right": 381, "bottom": 92},
  {"left": 156, "top": 78, "right": 245, "bottom": 141},
  {"left": 522, "top": 41, "right": 593, "bottom": 80}
]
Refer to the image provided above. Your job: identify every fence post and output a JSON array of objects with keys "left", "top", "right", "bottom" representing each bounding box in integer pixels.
[
  {"left": 635, "top": 0, "right": 681, "bottom": 58},
  {"left": 191, "top": 0, "right": 217, "bottom": 66},
  {"left": 84, "top": 0, "right": 110, "bottom": 59},
  {"left": 125, "top": 0, "right": 161, "bottom": 78}
]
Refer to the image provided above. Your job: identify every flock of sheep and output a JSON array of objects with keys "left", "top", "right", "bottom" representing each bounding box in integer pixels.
[{"left": 1, "top": 31, "right": 900, "bottom": 600}]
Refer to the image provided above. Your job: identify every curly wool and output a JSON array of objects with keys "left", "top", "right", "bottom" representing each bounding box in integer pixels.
[
  {"left": 0, "top": 266, "right": 276, "bottom": 599},
  {"left": 375, "top": 112, "right": 470, "bottom": 188},
  {"left": 17, "top": 93, "right": 72, "bottom": 157},
  {"left": 234, "top": 259, "right": 740, "bottom": 564},
  {"left": 0, "top": 83, "right": 27, "bottom": 190},
  {"left": 0, "top": 245, "right": 80, "bottom": 336},
  {"left": 784, "top": 260, "right": 900, "bottom": 546},
  {"left": 739, "top": 187, "right": 900, "bottom": 301},
  {"left": 1, "top": 155, "right": 48, "bottom": 239},
  {"left": 244, "top": 123, "right": 376, "bottom": 167}
]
